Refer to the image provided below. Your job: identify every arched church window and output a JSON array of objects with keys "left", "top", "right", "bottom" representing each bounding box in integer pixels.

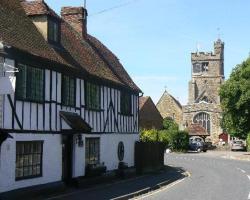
[{"left": 193, "top": 112, "right": 210, "bottom": 134}]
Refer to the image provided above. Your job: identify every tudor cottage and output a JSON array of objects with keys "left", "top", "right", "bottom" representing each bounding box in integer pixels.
[{"left": 0, "top": 0, "right": 141, "bottom": 193}]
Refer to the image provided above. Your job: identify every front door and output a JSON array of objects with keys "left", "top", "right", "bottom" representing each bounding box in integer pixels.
[{"left": 62, "top": 134, "right": 73, "bottom": 184}]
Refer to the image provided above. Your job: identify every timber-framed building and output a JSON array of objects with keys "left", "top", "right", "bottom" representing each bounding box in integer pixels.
[{"left": 0, "top": 0, "right": 141, "bottom": 193}]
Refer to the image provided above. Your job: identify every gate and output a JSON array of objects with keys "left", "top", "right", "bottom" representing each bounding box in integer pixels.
[{"left": 135, "top": 141, "right": 165, "bottom": 174}]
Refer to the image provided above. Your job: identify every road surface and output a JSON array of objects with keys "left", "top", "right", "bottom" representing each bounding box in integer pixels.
[{"left": 141, "top": 152, "right": 250, "bottom": 200}]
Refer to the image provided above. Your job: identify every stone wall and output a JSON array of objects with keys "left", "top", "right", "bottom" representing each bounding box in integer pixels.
[
  {"left": 183, "top": 103, "right": 222, "bottom": 143},
  {"left": 156, "top": 91, "right": 183, "bottom": 126},
  {"left": 183, "top": 40, "right": 225, "bottom": 143}
]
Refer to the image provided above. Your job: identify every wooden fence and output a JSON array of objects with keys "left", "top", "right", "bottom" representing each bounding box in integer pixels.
[{"left": 135, "top": 141, "right": 165, "bottom": 174}]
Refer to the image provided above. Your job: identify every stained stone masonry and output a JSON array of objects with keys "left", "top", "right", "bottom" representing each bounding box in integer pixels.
[{"left": 183, "top": 39, "right": 224, "bottom": 143}]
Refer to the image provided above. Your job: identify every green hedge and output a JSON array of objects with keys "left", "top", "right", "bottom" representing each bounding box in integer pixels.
[
  {"left": 140, "top": 129, "right": 189, "bottom": 151},
  {"left": 247, "top": 133, "right": 250, "bottom": 152}
]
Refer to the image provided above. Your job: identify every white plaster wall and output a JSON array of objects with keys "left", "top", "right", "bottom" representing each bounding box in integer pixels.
[
  {"left": 0, "top": 57, "right": 3, "bottom": 128},
  {"left": 0, "top": 133, "right": 62, "bottom": 193},
  {"left": 99, "top": 134, "right": 139, "bottom": 170},
  {"left": 72, "top": 134, "right": 85, "bottom": 178},
  {"left": 72, "top": 133, "right": 139, "bottom": 177}
]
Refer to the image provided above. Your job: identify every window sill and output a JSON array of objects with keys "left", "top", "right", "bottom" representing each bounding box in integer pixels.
[
  {"left": 118, "top": 112, "right": 133, "bottom": 117},
  {"left": 16, "top": 98, "right": 44, "bottom": 104},
  {"left": 85, "top": 107, "right": 104, "bottom": 112},
  {"left": 15, "top": 174, "right": 42, "bottom": 181}
]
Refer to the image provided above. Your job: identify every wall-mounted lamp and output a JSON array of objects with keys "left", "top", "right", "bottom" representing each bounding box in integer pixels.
[{"left": 76, "top": 134, "right": 84, "bottom": 147}]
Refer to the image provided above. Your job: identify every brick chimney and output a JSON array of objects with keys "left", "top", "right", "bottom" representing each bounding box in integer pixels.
[{"left": 61, "top": 7, "right": 88, "bottom": 38}]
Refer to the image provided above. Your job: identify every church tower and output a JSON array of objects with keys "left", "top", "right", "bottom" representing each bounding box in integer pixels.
[{"left": 183, "top": 39, "right": 224, "bottom": 143}]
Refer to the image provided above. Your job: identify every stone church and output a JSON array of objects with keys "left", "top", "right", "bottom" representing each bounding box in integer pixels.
[
  {"left": 183, "top": 39, "right": 224, "bottom": 143},
  {"left": 157, "top": 90, "right": 183, "bottom": 127}
]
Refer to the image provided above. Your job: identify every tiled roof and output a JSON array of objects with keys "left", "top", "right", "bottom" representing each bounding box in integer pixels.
[
  {"left": 0, "top": 0, "right": 140, "bottom": 92},
  {"left": 0, "top": 0, "right": 71, "bottom": 67},
  {"left": 60, "top": 20, "right": 122, "bottom": 84},
  {"left": 139, "top": 96, "right": 150, "bottom": 110},
  {"left": 187, "top": 123, "right": 209, "bottom": 136},
  {"left": 87, "top": 35, "right": 141, "bottom": 92},
  {"left": 139, "top": 96, "right": 163, "bottom": 130}
]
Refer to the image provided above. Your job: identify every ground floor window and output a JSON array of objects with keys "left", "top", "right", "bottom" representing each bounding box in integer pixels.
[
  {"left": 16, "top": 141, "right": 43, "bottom": 180},
  {"left": 85, "top": 138, "right": 100, "bottom": 165}
]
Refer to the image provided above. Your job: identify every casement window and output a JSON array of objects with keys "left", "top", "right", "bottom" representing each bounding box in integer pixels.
[
  {"left": 120, "top": 91, "right": 131, "bottom": 115},
  {"left": 15, "top": 64, "right": 44, "bottom": 102},
  {"left": 85, "top": 138, "right": 100, "bottom": 165},
  {"left": 16, "top": 141, "right": 43, "bottom": 180},
  {"left": 48, "top": 19, "right": 60, "bottom": 44},
  {"left": 86, "top": 82, "right": 100, "bottom": 110},
  {"left": 62, "top": 75, "right": 75, "bottom": 107}
]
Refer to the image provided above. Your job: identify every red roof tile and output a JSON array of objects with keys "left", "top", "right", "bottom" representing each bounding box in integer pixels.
[
  {"left": 187, "top": 123, "right": 209, "bottom": 136},
  {"left": 0, "top": 0, "right": 140, "bottom": 92}
]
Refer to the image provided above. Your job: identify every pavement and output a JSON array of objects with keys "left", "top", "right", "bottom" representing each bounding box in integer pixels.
[
  {"left": 7, "top": 150, "right": 249, "bottom": 200},
  {"left": 40, "top": 166, "right": 186, "bottom": 200},
  {"left": 140, "top": 151, "right": 250, "bottom": 200}
]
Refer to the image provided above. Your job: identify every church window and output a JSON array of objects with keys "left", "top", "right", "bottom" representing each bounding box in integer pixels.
[
  {"left": 193, "top": 112, "right": 210, "bottom": 134},
  {"left": 193, "top": 62, "right": 209, "bottom": 73}
]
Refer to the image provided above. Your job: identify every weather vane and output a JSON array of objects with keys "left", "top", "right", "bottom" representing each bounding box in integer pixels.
[{"left": 217, "top": 27, "right": 221, "bottom": 39}]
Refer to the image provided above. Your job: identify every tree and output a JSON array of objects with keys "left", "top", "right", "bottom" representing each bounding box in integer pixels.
[
  {"left": 162, "top": 117, "right": 179, "bottom": 131},
  {"left": 220, "top": 58, "right": 250, "bottom": 139}
]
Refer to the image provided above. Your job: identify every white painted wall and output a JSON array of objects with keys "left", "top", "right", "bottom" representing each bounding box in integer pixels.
[
  {"left": 0, "top": 132, "right": 138, "bottom": 193},
  {"left": 72, "top": 133, "right": 139, "bottom": 177},
  {"left": 0, "top": 133, "right": 62, "bottom": 193},
  {"left": 0, "top": 57, "right": 3, "bottom": 128}
]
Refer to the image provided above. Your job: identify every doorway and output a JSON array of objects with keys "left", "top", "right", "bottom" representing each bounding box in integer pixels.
[{"left": 62, "top": 134, "right": 73, "bottom": 184}]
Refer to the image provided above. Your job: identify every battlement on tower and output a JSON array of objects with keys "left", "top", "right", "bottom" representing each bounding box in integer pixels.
[{"left": 191, "top": 52, "right": 220, "bottom": 61}]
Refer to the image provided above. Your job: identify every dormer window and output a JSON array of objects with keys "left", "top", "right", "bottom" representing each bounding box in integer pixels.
[{"left": 48, "top": 18, "right": 60, "bottom": 44}]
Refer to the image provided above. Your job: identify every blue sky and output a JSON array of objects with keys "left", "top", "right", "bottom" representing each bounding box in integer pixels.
[{"left": 47, "top": 0, "right": 250, "bottom": 104}]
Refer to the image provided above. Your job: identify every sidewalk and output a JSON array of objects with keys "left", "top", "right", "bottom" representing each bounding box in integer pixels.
[{"left": 40, "top": 166, "right": 186, "bottom": 200}]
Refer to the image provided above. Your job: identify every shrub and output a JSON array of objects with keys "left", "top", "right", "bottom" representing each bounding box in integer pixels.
[
  {"left": 170, "top": 130, "right": 189, "bottom": 151},
  {"left": 140, "top": 129, "right": 159, "bottom": 142},
  {"left": 140, "top": 129, "right": 189, "bottom": 151},
  {"left": 247, "top": 133, "right": 250, "bottom": 152},
  {"left": 162, "top": 117, "right": 179, "bottom": 132}
]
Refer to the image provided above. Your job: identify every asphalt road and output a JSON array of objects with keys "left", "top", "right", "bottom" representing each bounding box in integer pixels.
[{"left": 141, "top": 152, "right": 250, "bottom": 200}]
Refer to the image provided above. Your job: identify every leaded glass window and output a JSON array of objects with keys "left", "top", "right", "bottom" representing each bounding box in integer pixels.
[
  {"left": 120, "top": 91, "right": 131, "bottom": 115},
  {"left": 62, "top": 75, "right": 75, "bottom": 107},
  {"left": 16, "top": 141, "right": 43, "bottom": 180},
  {"left": 193, "top": 112, "right": 211, "bottom": 134},
  {"left": 85, "top": 138, "right": 100, "bottom": 165},
  {"left": 16, "top": 64, "right": 44, "bottom": 102},
  {"left": 48, "top": 19, "right": 59, "bottom": 44},
  {"left": 86, "top": 82, "right": 100, "bottom": 110}
]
